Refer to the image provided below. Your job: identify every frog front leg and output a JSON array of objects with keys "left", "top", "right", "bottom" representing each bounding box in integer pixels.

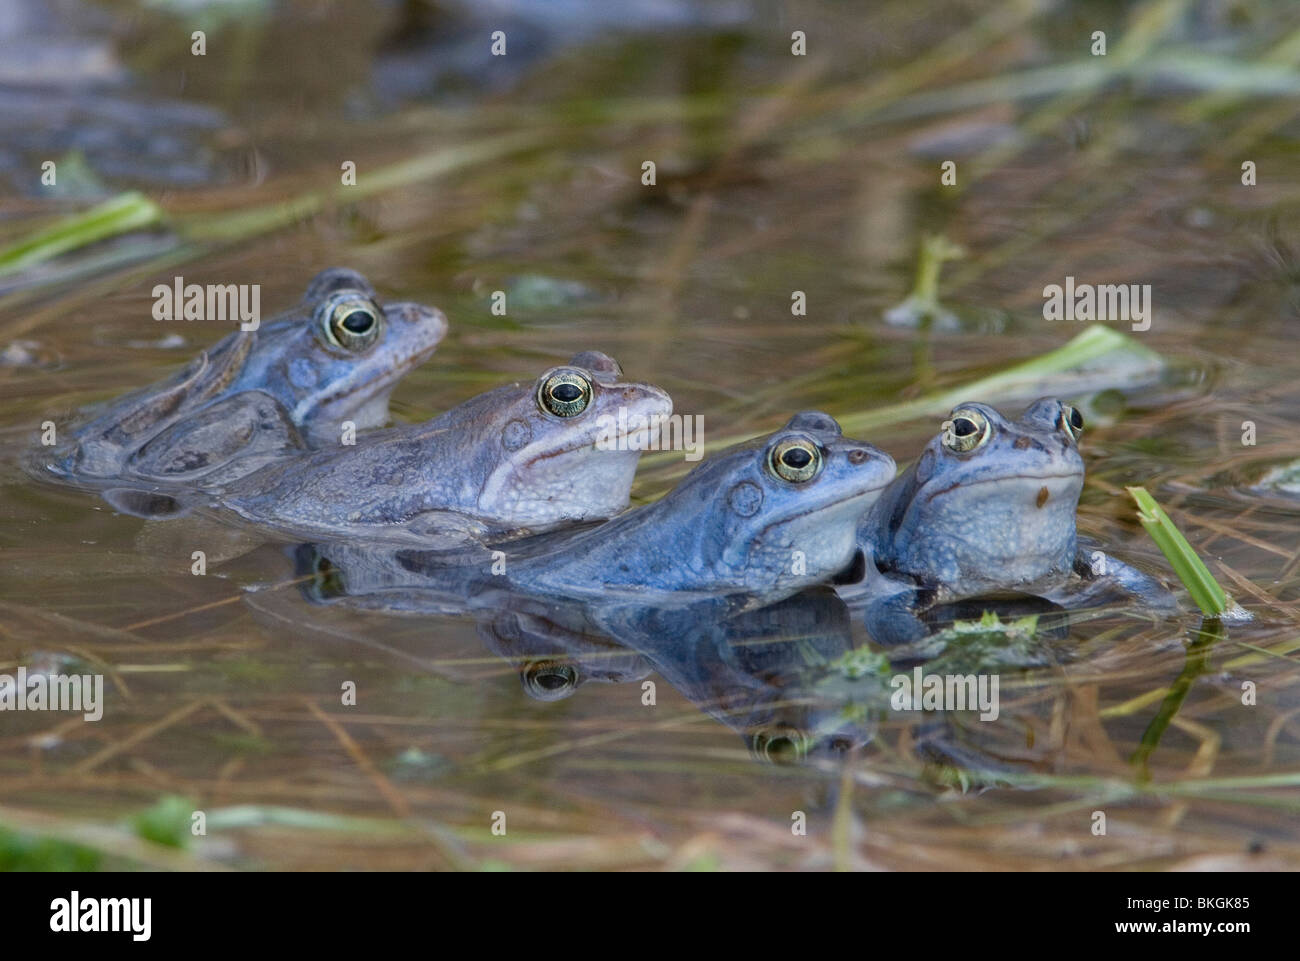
[{"left": 1052, "top": 537, "right": 1179, "bottom": 613}]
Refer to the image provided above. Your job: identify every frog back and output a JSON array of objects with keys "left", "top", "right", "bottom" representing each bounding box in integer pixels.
[{"left": 53, "top": 329, "right": 255, "bottom": 478}]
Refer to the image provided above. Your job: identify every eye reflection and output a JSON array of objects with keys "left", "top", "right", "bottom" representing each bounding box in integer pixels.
[
  {"left": 521, "top": 660, "right": 579, "bottom": 701},
  {"left": 748, "top": 726, "right": 809, "bottom": 764}
]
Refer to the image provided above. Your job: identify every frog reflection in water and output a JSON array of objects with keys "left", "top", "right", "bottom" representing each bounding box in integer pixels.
[
  {"left": 286, "top": 540, "right": 877, "bottom": 765},
  {"left": 44, "top": 268, "right": 447, "bottom": 487},
  {"left": 212, "top": 351, "right": 672, "bottom": 543},
  {"left": 289, "top": 536, "right": 1091, "bottom": 772},
  {"left": 849, "top": 398, "right": 1173, "bottom": 643},
  {"left": 600, "top": 589, "right": 878, "bottom": 764},
  {"left": 273, "top": 411, "right": 896, "bottom": 762}
]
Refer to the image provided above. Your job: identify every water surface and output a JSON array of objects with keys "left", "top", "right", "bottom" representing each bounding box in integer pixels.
[{"left": 2, "top": 0, "right": 1299, "bottom": 870}]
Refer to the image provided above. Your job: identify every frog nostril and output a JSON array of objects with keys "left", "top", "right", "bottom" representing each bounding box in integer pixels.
[
  {"left": 847, "top": 448, "right": 869, "bottom": 464},
  {"left": 1013, "top": 436, "right": 1032, "bottom": 450}
]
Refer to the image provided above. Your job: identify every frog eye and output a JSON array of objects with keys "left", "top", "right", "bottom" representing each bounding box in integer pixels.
[
  {"left": 521, "top": 660, "right": 578, "bottom": 701},
  {"left": 768, "top": 437, "right": 823, "bottom": 483},
  {"left": 537, "top": 370, "right": 592, "bottom": 417},
  {"left": 318, "top": 291, "right": 384, "bottom": 352},
  {"left": 941, "top": 408, "right": 991, "bottom": 453},
  {"left": 1060, "top": 404, "right": 1084, "bottom": 442}
]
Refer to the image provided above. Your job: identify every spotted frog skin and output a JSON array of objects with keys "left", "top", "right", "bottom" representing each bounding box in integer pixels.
[
  {"left": 503, "top": 411, "right": 897, "bottom": 600},
  {"left": 212, "top": 351, "right": 672, "bottom": 542},
  {"left": 44, "top": 268, "right": 447, "bottom": 485},
  {"left": 861, "top": 398, "right": 1086, "bottom": 598}
]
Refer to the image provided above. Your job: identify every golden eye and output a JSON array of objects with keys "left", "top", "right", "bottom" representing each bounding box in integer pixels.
[
  {"left": 521, "top": 660, "right": 578, "bottom": 701},
  {"left": 318, "top": 291, "right": 383, "bottom": 351},
  {"left": 768, "top": 437, "right": 823, "bottom": 483},
  {"left": 749, "top": 726, "right": 809, "bottom": 765},
  {"left": 941, "top": 408, "right": 991, "bottom": 453},
  {"left": 1061, "top": 404, "right": 1084, "bottom": 442},
  {"left": 537, "top": 370, "right": 592, "bottom": 417}
]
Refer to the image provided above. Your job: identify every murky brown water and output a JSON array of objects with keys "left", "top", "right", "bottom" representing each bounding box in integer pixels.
[{"left": 2, "top": 0, "right": 1299, "bottom": 870}]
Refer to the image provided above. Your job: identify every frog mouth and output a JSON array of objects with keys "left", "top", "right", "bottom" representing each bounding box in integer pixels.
[
  {"left": 296, "top": 341, "right": 441, "bottom": 423},
  {"left": 606, "top": 421, "right": 661, "bottom": 451},
  {"left": 527, "top": 411, "right": 672, "bottom": 462},
  {"left": 756, "top": 484, "right": 888, "bottom": 535},
  {"left": 922, "top": 470, "right": 1081, "bottom": 499}
]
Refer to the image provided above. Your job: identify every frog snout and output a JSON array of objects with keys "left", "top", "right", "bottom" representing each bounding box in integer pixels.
[
  {"left": 844, "top": 444, "right": 895, "bottom": 481},
  {"left": 620, "top": 384, "right": 673, "bottom": 417},
  {"left": 392, "top": 302, "right": 449, "bottom": 343}
]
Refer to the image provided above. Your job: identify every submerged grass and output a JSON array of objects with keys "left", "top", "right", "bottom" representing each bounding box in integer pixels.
[
  {"left": 0, "top": 192, "right": 165, "bottom": 278},
  {"left": 641, "top": 323, "right": 1168, "bottom": 470},
  {"left": 1130, "top": 620, "right": 1222, "bottom": 779},
  {"left": 3, "top": 0, "right": 1300, "bottom": 872},
  {"left": 0, "top": 133, "right": 542, "bottom": 299}
]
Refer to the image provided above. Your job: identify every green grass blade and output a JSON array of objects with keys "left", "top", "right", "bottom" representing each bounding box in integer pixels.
[
  {"left": 838, "top": 324, "right": 1165, "bottom": 437},
  {"left": 1127, "top": 486, "right": 1228, "bottom": 616},
  {"left": 1130, "top": 620, "right": 1221, "bottom": 777},
  {"left": 642, "top": 324, "right": 1165, "bottom": 470},
  {"left": 0, "top": 191, "right": 165, "bottom": 277}
]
